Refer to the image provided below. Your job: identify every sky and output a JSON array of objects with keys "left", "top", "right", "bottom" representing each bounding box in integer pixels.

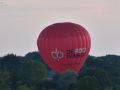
[{"left": 0, "top": 0, "right": 120, "bottom": 56}]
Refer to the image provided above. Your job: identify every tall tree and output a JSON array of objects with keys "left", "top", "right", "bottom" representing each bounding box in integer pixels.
[
  {"left": 53, "top": 71, "right": 77, "bottom": 90},
  {"left": 21, "top": 60, "right": 48, "bottom": 87},
  {"left": 77, "top": 75, "right": 100, "bottom": 90},
  {"left": 0, "top": 70, "right": 11, "bottom": 90}
]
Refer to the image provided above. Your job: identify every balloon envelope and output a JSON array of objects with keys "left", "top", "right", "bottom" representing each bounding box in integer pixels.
[{"left": 37, "top": 22, "right": 91, "bottom": 73}]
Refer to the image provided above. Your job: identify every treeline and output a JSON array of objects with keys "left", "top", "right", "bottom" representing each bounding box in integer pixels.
[{"left": 0, "top": 52, "right": 120, "bottom": 90}]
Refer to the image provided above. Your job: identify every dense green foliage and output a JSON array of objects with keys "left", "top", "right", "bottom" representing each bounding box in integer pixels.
[{"left": 0, "top": 52, "right": 120, "bottom": 90}]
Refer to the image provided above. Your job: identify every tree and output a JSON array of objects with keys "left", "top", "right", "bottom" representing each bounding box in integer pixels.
[
  {"left": 25, "top": 52, "right": 50, "bottom": 70},
  {"left": 53, "top": 71, "right": 77, "bottom": 90},
  {"left": 77, "top": 75, "right": 100, "bottom": 90},
  {"left": 0, "top": 70, "right": 11, "bottom": 90},
  {"left": 36, "top": 79, "right": 57, "bottom": 90},
  {"left": 21, "top": 60, "right": 48, "bottom": 87},
  {"left": 25, "top": 52, "right": 44, "bottom": 63},
  {"left": 18, "top": 85, "right": 33, "bottom": 90},
  {"left": 0, "top": 54, "right": 24, "bottom": 89},
  {"left": 94, "top": 69, "right": 111, "bottom": 89}
]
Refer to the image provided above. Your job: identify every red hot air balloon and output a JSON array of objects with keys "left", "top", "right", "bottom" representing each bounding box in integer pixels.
[{"left": 37, "top": 22, "right": 91, "bottom": 73}]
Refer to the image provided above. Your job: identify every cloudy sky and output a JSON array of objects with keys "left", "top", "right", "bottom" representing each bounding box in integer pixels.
[{"left": 0, "top": 0, "right": 120, "bottom": 56}]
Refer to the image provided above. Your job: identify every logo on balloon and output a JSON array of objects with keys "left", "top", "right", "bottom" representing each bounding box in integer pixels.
[
  {"left": 66, "top": 48, "right": 86, "bottom": 58},
  {"left": 51, "top": 48, "right": 64, "bottom": 61}
]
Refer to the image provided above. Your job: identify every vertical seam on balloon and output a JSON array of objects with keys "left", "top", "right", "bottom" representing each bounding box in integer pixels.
[
  {"left": 69, "top": 27, "right": 74, "bottom": 70},
  {"left": 76, "top": 26, "right": 83, "bottom": 72},
  {"left": 45, "top": 30, "right": 52, "bottom": 69},
  {"left": 63, "top": 28, "right": 71, "bottom": 70},
  {"left": 66, "top": 27, "right": 71, "bottom": 71},
  {"left": 88, "top": 32, "right": 91, "bottom": 53},
  {"left": 74, "top": 26, "right": 82, "bottom": 72},
  {"left": 62, "top": 31, "right": 67, "bottom": 72},
  {"left": 50, "top": 29, "right": 58, "bottom": 73},
  {"left": 78, "top": 27, "right": 85, "bottom": 71},
  {"left": 70, "top": 27, "right": 75, "bottom": 71},
  {"left": 81, "top": 28, "right": 88, "bottom": 70},
  {"left": 54, "top": 29, "right": 60, "bottom": 73},
  {"left": 84, "top": 30, "right": 91, "bottom": 67},
  {"left": 72, "top": 27, "right": 78, "bottom": 71},
  {"left": 44, "top": 32, "right": 50, "bottom": 70},
  {"left": 85, "top": 31, "right": 91, "bottom": 57}
]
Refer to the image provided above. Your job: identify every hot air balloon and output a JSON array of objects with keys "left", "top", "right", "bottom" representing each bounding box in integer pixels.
[{"left": 37, "top": 22, "right": 91, "bottom": 73}]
